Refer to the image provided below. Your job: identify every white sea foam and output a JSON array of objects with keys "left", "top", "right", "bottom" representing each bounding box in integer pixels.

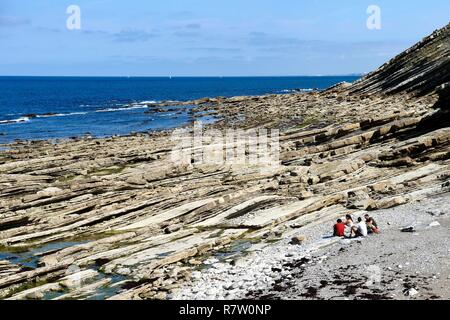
[
  {"left": 0, "top": 117, "right": 30, "bottom": 124},
  {"left": 36, "top": 112, "right": 88, "bottom": 118},
  {"left": 95, "top": 105, "right": 149, "bottom": 113},
  {"left": 0, "top": 112, "right": 89, "bottom": 124},
  {"left": 161, "top": 113, "right": 176, "bottom": 117},
  {"left": 281, "top": 88, "right": 315, "bottom": 93}
]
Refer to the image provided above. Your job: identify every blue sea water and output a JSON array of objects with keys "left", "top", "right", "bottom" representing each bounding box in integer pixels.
[{"left": 0, "top": 76, "right": 359, "bottom": 143}]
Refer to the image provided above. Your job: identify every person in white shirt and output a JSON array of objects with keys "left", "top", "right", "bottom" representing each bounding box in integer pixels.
[{"left": 353, "top": 217, "right": 368, "bottom": 237}]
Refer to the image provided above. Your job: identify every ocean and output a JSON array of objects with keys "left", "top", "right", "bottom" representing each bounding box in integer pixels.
[{"left": 0, "top": 76, "right": 359, "bottom": 144}]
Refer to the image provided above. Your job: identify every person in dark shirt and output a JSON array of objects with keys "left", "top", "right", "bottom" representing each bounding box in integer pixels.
[
  {"left": 333, "top": 219, "right": 346, "bottom": 237},
  {"left": 364, "top": 214, "right": 380, "bottom": 234}
]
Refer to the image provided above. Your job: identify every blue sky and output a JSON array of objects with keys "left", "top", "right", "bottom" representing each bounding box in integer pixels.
[{"left": 0, "top": 0, "right": 449, "bottom": 76}]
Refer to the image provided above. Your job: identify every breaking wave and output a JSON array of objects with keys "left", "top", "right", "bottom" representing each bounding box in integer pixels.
[
  {"left": 280, "top": 88, "right": 315, "bottom": 93},
  {"left": 95, "top": 105, "right": 150, "bottom": 113},
  {"left": 0, "top": 117, "right": 31, "bottom": 125},
  {"left": 36, "top": 112, "right": 88, "bottom": 118}
]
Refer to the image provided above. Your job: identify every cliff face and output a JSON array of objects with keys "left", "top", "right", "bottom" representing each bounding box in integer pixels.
[{"left": 349, "top": 23, "right": 450, "bottom": 97}]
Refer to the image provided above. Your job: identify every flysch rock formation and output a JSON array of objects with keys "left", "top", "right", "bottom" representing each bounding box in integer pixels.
[
  {"left": 0, "top": 23, "right": 449, "bottom": 300},
  {"left": 348, "top": 23, "right": 450, "bottom": 95}
]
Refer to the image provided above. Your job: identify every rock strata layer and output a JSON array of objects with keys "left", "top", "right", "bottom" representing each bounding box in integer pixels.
[{"left": 348, "top": 23, "right": 450, "bottom": 96}]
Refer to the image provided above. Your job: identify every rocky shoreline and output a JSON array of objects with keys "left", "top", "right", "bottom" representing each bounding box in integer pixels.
[
  {"left": 0, "top": 23, "right": 449, "bottom": 300},
  {"left": 174, "top": 193, "right": 450, "bottom": 300}
]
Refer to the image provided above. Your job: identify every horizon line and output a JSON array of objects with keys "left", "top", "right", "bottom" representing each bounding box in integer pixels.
[{"left": 0, "top": 74, "right": 364, "bottom": 78}]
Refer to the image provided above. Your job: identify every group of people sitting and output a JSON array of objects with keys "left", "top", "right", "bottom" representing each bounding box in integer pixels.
[{"left": 333, "top": 214, "right": 380, "bottom": 238}]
